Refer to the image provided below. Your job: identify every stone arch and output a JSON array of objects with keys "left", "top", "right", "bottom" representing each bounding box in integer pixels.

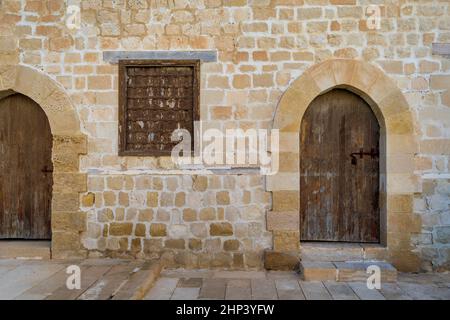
[
  {"left": 266, "top": 59, "right": 421, "bottom": 272},
  {"left": 0, "top": 65, "right": 87, "bottom": 258}
]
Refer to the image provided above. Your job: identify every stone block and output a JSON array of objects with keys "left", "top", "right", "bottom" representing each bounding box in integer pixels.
[
  {"left": 143, "top": 239, "right": 163, "bottom": 253},
  {"left": 300, "top": 261, "right": 337, "bottom": 281},
  {"left": 175, "top": 192, "right": 186, "bottom": 207},
  {"left": 103, "top": 50, "right": 218, "bottom": 64},
  {"left": 210, "top": 223, "right": 233, "bottom": 236},
  {"left": 98, "top": 208, "right": 114, "bottom": 222},
  {"left": 52, "top": 211, "right": 86, "bottom": 232},
  {"left": 223, "top": 239, "right": 240, "bottom": 251},
  {"left": 300, "top": 242, "right": 364, "bottom": 261},
  {"left": 200, "top": 207, "right": 216, "bottom": 220},
  {"left": 216, "top": 191, "right": 230, "bottom": 205},
  {"left": 266, "top": 211, "right": 299, "bottom": 231},
  {"left": 193, "top": 176, "right": 208, "bottom": 191},
  {"left": 52, "top": 231, "right": 80, "bottom": 251},
  {"left": 191, "top": 223, "right": 207, "bottom": 238},
  {"left": 147, "top": 192, "right": 158, "bottom": 207},
  {"left": 273, "top": 231, "right": 299, "bottom": 251},
  {"left": 135, "top": 223, "right": 146, "bottom": 237},
  {"left": 165, "top": 239, "right": 185, "bottom": 250},
  {"left": 334, "top": 262, "right": 397, "bottom": 282},
  {"left": 264, "top": 250, "right": 299, "bottom": 270},
  {"left": 138, "top": 209, "right": 153, "bottom": 222},
  {"left": 434, "top": 226, "right": 450, "bottom": 244},
  {"left": 81, "top": 192, "right": 95, "bottom": 207},
  {"left": 150, "top": 223, "right": 167, "bottom": 237},
  {"left": 189, "top": 239, "right": 202, "bottom": 251},
  {"left": 183, "top": 208, "right": 197, "bottom": 222},
  {"left": 52, "top": 193, "right": 80, "bottom": 212},
  {"left": 109, "top": 223, "right": 133, "bottom": 236},
  {"left": 387, "top": 194, "right": 413, "bottom": 213},
  {"left": 272, "top": 191, "right": 299, "bottom": 211}
]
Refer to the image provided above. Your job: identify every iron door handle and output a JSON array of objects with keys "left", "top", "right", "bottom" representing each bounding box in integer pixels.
[
  {"left": 350, "top": 148, "right": 379, "bottom": 165},
  {"left": 41, "top": 166, "right": 53, "bottom": 173}
]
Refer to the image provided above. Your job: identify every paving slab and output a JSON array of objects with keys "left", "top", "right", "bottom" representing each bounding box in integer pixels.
[
  {"left": 225, "top": 279, "right": 251, "bottom": 300},
  {"left": 275, "top": 279, "right": 305, "bottom": 300},
  {"left": 323, "top": 281, "right": 359, "bottom": 300},
  {"left": 79, "top": 262, "right": 142, "bottom": 300},
  {"left": 171, "top": 287, "right": 200, "bottom": 300},
  {"left": 0, "top": 259, "right": 24, "bottom": 266},
  {"left": 0, "top": 265, "right": 19, "bottom": 278},
  {"left": 397, "top": 282, "right": 450, "bottom": 300},
  {"left": 46, "top": 265, "right": 112, "bottom": 300},
  {"left": 398, "top": 272, "right": 445, "bottom": 285},
  {"left": 379, "top": 283, "right": 412, "bottom": 300},
  {"left": 347, "top": 282, "right": 385, "bottom": 300},
  {"left": 0, "top": 262, "right": 65, "bottom": 299},
  {"left": 178, "top": 278, "right": 203, "bottom": 288},
  {"left": 299, "top": 281, "right": 332, "bottom": 300},
  {"left": 251, "top": 279, "right": 278, "bottom": 300},
  {"left": 112, "top": 260, "right": 163, "bottom": 300},
  {"left": 198, "top": 278, "right": 227, "bottom": 300},
  {"left": 143, "top": 277, "right": 179, "bottom": 300},
  {"left": 15, "top": 267, "right": 71, "bottom": 300}
]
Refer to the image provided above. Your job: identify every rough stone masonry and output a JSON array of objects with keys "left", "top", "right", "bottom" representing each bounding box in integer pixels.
[{"left": 0, "top": 0, "right": 449, "bottom": 272}]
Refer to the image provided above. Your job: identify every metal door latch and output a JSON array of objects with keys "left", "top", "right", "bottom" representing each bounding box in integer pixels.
[
  {"left": 41, "top": 166, "right": 53, "bottom": 173},
  {"left": 350, "top": 148, "right": 379, "bottom": 165}
]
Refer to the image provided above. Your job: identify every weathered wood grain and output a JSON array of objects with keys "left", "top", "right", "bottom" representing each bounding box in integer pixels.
[
  {"left": 0, "top": 94, "right": 53, "bottom": 239},
  {"left": 300, "top": 89, "right": 380, "bottom": 242}
]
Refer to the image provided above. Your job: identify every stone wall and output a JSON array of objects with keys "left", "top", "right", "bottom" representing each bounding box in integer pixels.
[
  {"left": 83, "top": 173, "right": 271, "bottom": 268},
  {"left": 0, "top": 0, "right": 449, "bottom": 270}
]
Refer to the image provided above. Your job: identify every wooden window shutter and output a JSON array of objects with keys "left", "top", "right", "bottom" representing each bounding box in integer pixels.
[{"left": 118, "top": 60, "right": 200, "bottom": 156}]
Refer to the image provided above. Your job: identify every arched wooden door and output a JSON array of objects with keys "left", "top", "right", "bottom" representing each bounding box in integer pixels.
[
  {"left": 300, "top": 89, "right": 380, "bottom": 243},
  {"left": 0, "top": 93, "right": 53, "bottom": 239}
]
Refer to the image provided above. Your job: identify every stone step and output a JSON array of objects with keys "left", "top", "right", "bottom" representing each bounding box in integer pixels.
[
  {"left": 112, "top": 259, "right": 164, "bottom": 300},
  {"left": 0, "top": 241, "right": 51, "bottom": 259},
  {"left": 300, "top": 242, "right": 388, "bottom": 262},
  {"left": 300, "top": 242, "right": 364, "bottom": 262},
  {"left": 300, "top": 261, "right": 397, "bottom": 282}
]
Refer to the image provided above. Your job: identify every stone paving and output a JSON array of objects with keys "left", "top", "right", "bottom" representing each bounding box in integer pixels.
[
  {"left": 0, "top": 258, "right": 158, "bottom": 300},
  {"left": 1, "top": 259, "right": 449, "bottom": 300},
  {"left": 145, "top": 269, "right": 450, "bottom": 300}
]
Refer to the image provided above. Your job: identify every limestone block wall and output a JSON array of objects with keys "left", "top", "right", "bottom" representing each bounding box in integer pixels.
[
  {"left": 0, "top": 0, "right": 449, "bottom": 270},
  {"left": 82, "top": 173, "right": 271, "bottom": 268}
]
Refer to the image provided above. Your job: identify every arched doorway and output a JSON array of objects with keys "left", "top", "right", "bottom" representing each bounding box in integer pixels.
[
  {"left": 0, "top": 93, "right": 53, "bottom": 239},
  {"left": 0, "top": 65, "right": 87, "bottom": 258},
  {"left": 300, "top": 89, "right": 380, "bottom": 243},
  {"left": 266, "top": 59, "right": 421, "bottom": 272}
]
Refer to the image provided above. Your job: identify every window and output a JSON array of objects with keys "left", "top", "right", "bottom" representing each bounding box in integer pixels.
[{"left": 118, "top": 60, "right": 200, "bottom": 156}]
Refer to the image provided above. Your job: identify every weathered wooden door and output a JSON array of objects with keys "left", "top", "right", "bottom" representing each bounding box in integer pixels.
[
  {"left": 300, "top": 89, "right": 380, "bottom": 243},
  {"left": 0, "top": 93, "right": 53, "bottom": 239}
]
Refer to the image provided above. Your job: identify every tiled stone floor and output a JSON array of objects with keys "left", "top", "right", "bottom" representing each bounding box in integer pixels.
[
  {"left": 145, "top": 269, "right": 450, "bottom": 300},
  {"left": 0, "top": 259, "right": 150, "bottom": 300},
  {"left": 1, "top": 259, "right": 449, "bottom": 300}
]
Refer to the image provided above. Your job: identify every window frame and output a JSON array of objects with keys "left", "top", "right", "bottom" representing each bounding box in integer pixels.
[{"left": 118, "top": 59, "right": 200, "bottom": 156}]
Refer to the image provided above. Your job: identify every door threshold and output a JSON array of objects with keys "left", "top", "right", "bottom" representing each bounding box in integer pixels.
[
  {"left": 0, "top": 240, "right": 51, "bottom": 260},
  {"left": 300, "top": 241, "right": 387, "bottom": 262},
  {"left": 300, "top": 241, "right": 385, "bottom": 249}
]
